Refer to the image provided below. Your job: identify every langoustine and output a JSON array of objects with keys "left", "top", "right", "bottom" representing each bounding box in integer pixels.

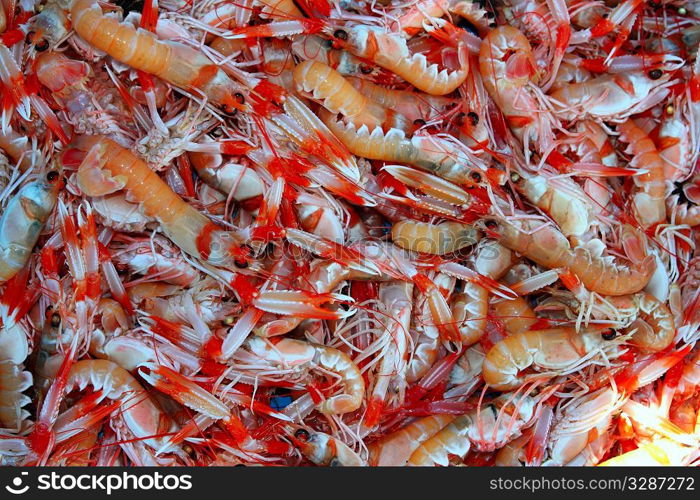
[{"left": 0, "top": 0, "right": 696, "bottom": 468}]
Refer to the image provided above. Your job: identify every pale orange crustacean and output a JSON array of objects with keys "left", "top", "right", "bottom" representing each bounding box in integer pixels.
[{"left": 0, "top": 0, "right": 697, "bottom": 469}]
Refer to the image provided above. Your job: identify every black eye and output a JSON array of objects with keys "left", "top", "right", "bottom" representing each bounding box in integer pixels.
[
  {"left": 602, "top": 330, "right": 617, "bottom": 340},
  {"left": 467, "top": 112, "right": 479, "bottom": 126},
  {"left": 329, "top": 458, "right": 341, "bottom": 466},
  {"left": 456, "top": 18, "right": 479, "bottom": 37},
  {"left": 413, "top": 119, "right": 426, "bottom": 127},
  {"left": 221, "top": 104, "right": 236, "bottom": 115},
  {"left": 294, "top": 429, "right": 310, "bottom": 441},
  {"left": 470, "top": 171, "right": 482, "bottom": 183},
  {"left": 648, "top": 69, "right": 663, "bottom": 80},
  {"left": 234, "top": 93, "right": 245, "bottom": 104},
  {"left": 234, "top": 259, "right": 248, "bottom": 269},
  {"left": 485, "top": 219, "right": 498, "bottom": 229},
  {"left": 360, "top": 64, "right": 372, "bottom": 74},
  {"left": 46, "top": 171, "right": 59, "bottom": 183},
  {"left": 35, "top": 39, "right": 50, "bottom": 52},
  {"left": 333, "top": 29, "right": 348, "bottom": 41},
  {"left": 510, "top": 172, "right": 521, "bottom": 183},
  {"left": 51, "top": 312, "right": 61, "bottom": 328}
]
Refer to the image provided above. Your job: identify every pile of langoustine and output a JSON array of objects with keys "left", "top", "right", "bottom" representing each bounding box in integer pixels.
[{"left": 0, "top": 0, "right": 699, "bottom": 468}]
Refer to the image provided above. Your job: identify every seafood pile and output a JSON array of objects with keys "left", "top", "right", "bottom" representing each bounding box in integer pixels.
[{"left": 0, "top": 0, "right": 699, "bottom": 468}]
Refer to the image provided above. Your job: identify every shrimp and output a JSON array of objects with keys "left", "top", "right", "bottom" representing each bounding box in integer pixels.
[
  {"left": 294, "top": 60, "right": 410, "bottom": 131},
  {"left": 449, "top": 342, "right": 487, "bottom": 392},
  {"left": 406, "top": 415, "right": 472, "bottom": 466},
  {"left": 479, "top": 26, "right": 556, "bottom": 153},
  {"left": 498, "top": 0, "right": 572, "bottom": 90},
  {"left": 92, "top": 194, "right": 154, "bottom": 232},
  {"left": 450, "top": 283, "right": 489, "bottom": 346},
  {"left": 549, "top": 60, "right": 681, "bottom": 121},
  {"left": 550, "top": 60, "right": 592, "bottom": 93},
  {"left": 382, "top": 164, "right": 473, "bottom": 207},
  {"left": 35, "top": 51, "right": 131, "bottom": 145},
  {"left": 488, "top": 217, "right": 655, "bottom": 296},
  {"left": 332, "top": 23, "right": 469, "bottom": 96},
  {"left": 669, "top": 399, "right": 698, "bottom": 433},
  {"left": 482, "top": 327, "right": 619, "bottom": 390},
  {"left": 88, "top": 299, "right": 194, "bottom": 374},
  {"left": 323, "top": 112, "right": 485, "bottom": 185},
  {"left": 365, "top": 280, "right": 413, "bottom": 427},
  {"left": 188, "top": 139, "right": 264, "bottom": 205},
  {"left": 392, "top": 0, "right": 490, "bottom": 36},
  {"left": 604, "top": 292, "right": 676, "bottom": 352},
  {"left": 112, "top": 236, "right": 199, "bottom": 287},
  {"left": 67, "top": 135, "right": 250, "bottom": 268},
  {"left": 26, "top": 2, "right": 70, "bottom": 52},
  {"left": 408, "top": 272, "right": 454, "bottom": 382},
  {"left": 252, "top": 258, "right": 361, "bottom": 338},
  {"left": 407, "top": 392, "right": 537, "bottom": 465},
  {"left": 544, "top": 388, "right": 619, "bottom": 465},
  {"left": 369, "top": 414, "right": 456, "bottom": 466},
  {"left": 446, "top": 240, "right": 515, "bottom": 348},
  {"left": 492, "top": 297, "right": 538, "bottom": 336},
  {"left": 291, "top": 428, "right": 366, "bottom": 466},
  {"left": 454, "top": 76, "right": 492, "bottom": 154},
  {"left": 347, "top": 78, "right": 457, "bottom": 123},
  {"left": 245, "top": 337, "right": 365, "bottom": 414},
  {"left": 616, "top": 119, "right": 667, "bottom": 228},
  {"left": 391, "top": 220, "right": 480, "bottom": 255},
  {"left": 209, "top": 37, "right": 247, "bottom": 58},
  {"left": 70, "top": 0, "right": 248, "bottom": 113},
  {"left": 657, "top": 97, "right": 695, "bottom": 182},
  {"left": 561, "top": 120, "right": 619, "bottom": 169},
  {"left": 449, "top": 245, "right": 512, "bottom": 348},
  {"left": 509, "top": 171, "right": 594, "bottom": 238},
  {"left": 0, "top": 172, "right": 61, "bottom": 282},
  {"left": 35, "top": 51, "right": 91, "bottom": 111},
  {"left": 667, "top": 177, "right": 700, "bottom": 227},
  {"left": 62, "top": 360, "right": 176, "bottom": 453}
]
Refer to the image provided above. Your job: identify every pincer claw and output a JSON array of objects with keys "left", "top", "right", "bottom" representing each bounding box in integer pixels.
[
  {"left": 252, "top": 290, "right": 356, "bottom": 320},
  {"left": 439, "top": 261, "right": 518, "bottom": 300},
  {"left": 138, "top": 362, "right": 230, "bottom": 420}
]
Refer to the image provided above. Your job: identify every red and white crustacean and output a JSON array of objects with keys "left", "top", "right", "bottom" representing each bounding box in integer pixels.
[{"left": 0, "top": 0, "right": 698, "bottom": 468}]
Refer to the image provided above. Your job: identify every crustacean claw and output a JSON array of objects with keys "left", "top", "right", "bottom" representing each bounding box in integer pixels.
[
  {"left": 139, "top": 362, "right": 230, "bottom": 420},
  {"left": 252, "top": 290, "right": 356, "bottom": 320}
]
